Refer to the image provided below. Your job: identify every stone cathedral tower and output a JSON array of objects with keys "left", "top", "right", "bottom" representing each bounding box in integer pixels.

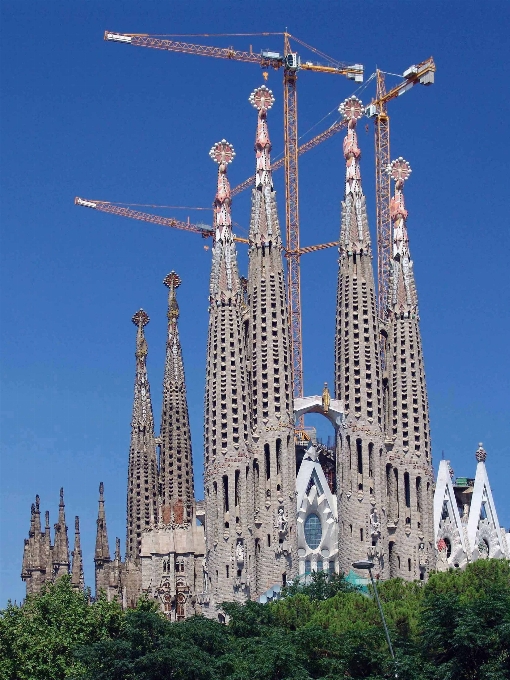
[
  {"left": 204, "top": 140, "right": 255, "bottom": 604},
  {"left": 334, "top": 97, "right": 388, "bottom": 578},
  {"left": 158, "top": 272, "right": 195, "bottom": 527},
  {"left": 140, "top": 275, "right": 205, "bottom": 619},
  {"left": 21, "top": 83, "right": 510, "bottom": 609},
  {"left": 385, "top": 159, "right": 435, "bottom": 578},
  {"left": 126, "top": 310, "right": 159, "bottom": 561},
  {"left": 246, "top": 86, "right": 297, "bottom": 593}
]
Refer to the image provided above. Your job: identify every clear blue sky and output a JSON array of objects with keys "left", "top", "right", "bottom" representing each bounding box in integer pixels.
[{"left": 1, "top": 1, "right": 509, "bottom": 606}]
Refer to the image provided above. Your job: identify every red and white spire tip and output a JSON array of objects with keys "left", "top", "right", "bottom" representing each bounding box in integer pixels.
[
  {"left": 339, "top": 96, "right": 363, "bottom": 195},
  {"left": 249, "top": 85, "right": 275, "bottom": 112},
  {"left": 388, "top": 157, "right": 412, "bottom": 217},
  {"left": 250, "top": 85, "right": 275, "bottom": 189},
  {"left": 210, "top": 140, "right": 234, "bottom": 241},
  {"left": 388, "top": 158, "right": 412, "bottom": 258},
  {"left": 338, "top": 95, "right": 364, "bottom": 123},
  {"left": 209, "top": 139, "right": 235, "bottom": 166},
  {"left": 387, "top": 157, "right": 412, "bottom": 187}
]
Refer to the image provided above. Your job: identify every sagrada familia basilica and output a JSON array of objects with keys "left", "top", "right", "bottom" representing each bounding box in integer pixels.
[{"left": 21, "top": 87, "right": 510, "bottom": 618}]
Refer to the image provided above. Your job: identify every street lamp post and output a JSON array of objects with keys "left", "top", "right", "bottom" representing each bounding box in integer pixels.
[{"left": 352, "top": 560, "right": 395, "bottom": 661}]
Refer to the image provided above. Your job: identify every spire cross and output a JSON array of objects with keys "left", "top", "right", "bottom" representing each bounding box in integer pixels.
[
  {"left": 132, "top": 309, "right": 149, "bottom": 359},
  {"left": 339, "top": 96, "right": 364, "bottom": 195},
  {"left": 164, "top": 271, "right": 181, "bottom": 323},
  {"left": 132, "top": 309, "right": 149, "bottom": 328},
  {"left": 250, "top": 85, "right": 275, "bottom": 189},
  {"left": 209, "top": 140, "right": 235, "bottom": 241},
  {"left": 387, "top": 158, "right": 412, "bottom": 258}
]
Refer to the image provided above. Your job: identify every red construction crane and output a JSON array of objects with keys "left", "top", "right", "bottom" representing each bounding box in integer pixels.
[
  {"left": 74, "top": 197, "right": 339, "bottom": 255},
  {"left": 365, "top": 57, "right": 435, "bottom": 322},
  {"left": 103, "top": 29, "right": 362, "bottom": 403}
]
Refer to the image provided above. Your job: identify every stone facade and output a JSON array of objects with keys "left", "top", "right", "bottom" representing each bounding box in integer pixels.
[
  {"left": 434, "top": 445, "right": 510, "bottom": 570},
  {"left": 334, "top": 97, "right": 388, "bottom": 579},
  {"left": 384, "top": 159, "right": 435, "bottom": 579},
  {"left": 203, "top": 139, "right": 256, "bottom": 607},
  {"left": 21, "top": 489, "right": 84, "bottom": 596},
  {"left": 21, "top": 88, "right": 510, "bottom": 612},
  {"left": 246, "top": 87, "right": 296, "bottom": 594}
]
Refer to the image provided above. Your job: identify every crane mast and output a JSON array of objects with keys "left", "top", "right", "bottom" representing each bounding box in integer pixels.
[
  {"left": 367, "top": 58, "right": 435, "bottom": 323},
  {"left": 283, "top": 33, "right": 303, "bottom": 402},
  {"left": 374, "top": 70, "right": 392, "bottom": 323},
  {"left": 231, "top": 117, "right": 348, "bottom": 194},
  {"left": 104, "top": 30, "right": 362, "bottom": 405}
]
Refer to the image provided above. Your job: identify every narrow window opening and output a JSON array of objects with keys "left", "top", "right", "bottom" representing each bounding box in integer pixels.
[
  {"left": 404, "top": 472, "right": 411, "bottom": 508},
  {"left": 235, "top": 470, "right": 240, "bottom": 507},
  {"left": 276, "top": 439, "right": 282, "bottom": 474},
  {"left": 357, "top": 439, "right": 363, "bottom": 475},
  {"left": 222, "top": 475, "right": 229, "bottom": 512}
]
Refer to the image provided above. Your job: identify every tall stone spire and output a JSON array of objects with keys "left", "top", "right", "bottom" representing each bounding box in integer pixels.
[
  {"left": 71, "top": 516, "right": 85, "bottom": 591},
  {"left": 204, "top": 140, "right": 254, "bottom": 604},
  {"left": 52, "top": 488, "right": 70, "bottom": 578},
  {"left": 21, "top": 496, "right": 45, "bottom": 595},
  {"left": 159, "top": 272, "right": 195, "bottom": 526},
  {"left": 334, "top": 97, "right": 387, "bottom": 578},
  {"left": 385, "top": 158, "right": 435, "bottom": 579},
  {"left": 126, "top": 310, "right": 158, "bottom": 559},
  {"left": 247, "top": 85, "right": 296, "bottom": 593},
  {"left": 94, "top": 482, "right": 111, "bottom": 597},
  {"left": 95, "top": 482, "right": 110, "bottom": 562},
  {"left": 43, "top": 510, "right": 52, "bottom": 578}
]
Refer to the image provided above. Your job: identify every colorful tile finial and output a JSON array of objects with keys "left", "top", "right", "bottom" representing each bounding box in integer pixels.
[
  {"left": 132, "top": 309, "right": 149, "bottom": 327},
  {"left": 387, "top": 157, "right": 412, "bottom": 184},
  {"left": 475, "top": 442, "right": 487, "bottom": 463},
  {"left": 209, "top": 140, "right": 235, "bottom": 166},
  {"left": 339, "top": 95, "right": 364, "bottom": 121},
  {"left": 163, "top": 271, "right": 182, "bottom": 290},
  {"left": 249, "top": 85, "right": 275, "bottom": 112}
]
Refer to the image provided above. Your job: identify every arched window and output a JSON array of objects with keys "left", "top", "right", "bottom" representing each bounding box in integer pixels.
[{"left": 304, "top": 513, "right": 322, "bottom": 550}]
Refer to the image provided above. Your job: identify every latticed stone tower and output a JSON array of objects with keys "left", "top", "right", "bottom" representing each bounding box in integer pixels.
[
  {"left": 94, "top": 481, "right": 111, "bottom": 595},
  {"left": 71, "top": 516, "right": 85, "bottom": 591},
  {"left": 126, "top": 310, "right": 158, "bottom": 560},
  {"left": 52, "top": 488, "right": 70, "bottom": 579},
  {"left": 204, "top": 140, "right": 255, "bottom": 603},
  {"left": 138, "top": 272, "right": 205, "bottom": 621},
  {"left": 385, "top": 159, "right": 435, "bottom": 579},
  {"left": 334, "top": 97, "right": 388, "bottom": 578},
  {"left": 21, "top": 490, "right": 73, "bottom": 596},
  {"left": 246, "top": 86, "right": 297, "bottom": 592},
  {"left": 159, "top": 272, "right": 195, "bottom": 526}
]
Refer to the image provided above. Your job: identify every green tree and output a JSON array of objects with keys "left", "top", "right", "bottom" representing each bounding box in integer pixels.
[
  {"left": 0, "top": 576, "right": 123, "bottom": 680},
  {"left": 419, "top": 560, "right": 510, "bottom": 679}
]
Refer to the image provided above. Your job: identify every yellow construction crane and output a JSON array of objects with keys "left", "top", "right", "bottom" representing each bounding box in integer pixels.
[
  {"left": 74, "top": 197, "right": 339, "bottom": 255},
  {"left": 103, "top": 29, "right": 362, "bottom": 405},
  {"left": 365, "top": 57, "right": 436, "bottom": 321}
]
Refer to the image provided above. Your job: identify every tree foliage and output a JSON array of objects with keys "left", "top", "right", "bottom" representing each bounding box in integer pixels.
[{"left": 1, "top": 560, "right": 509, "bottom": 680}]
